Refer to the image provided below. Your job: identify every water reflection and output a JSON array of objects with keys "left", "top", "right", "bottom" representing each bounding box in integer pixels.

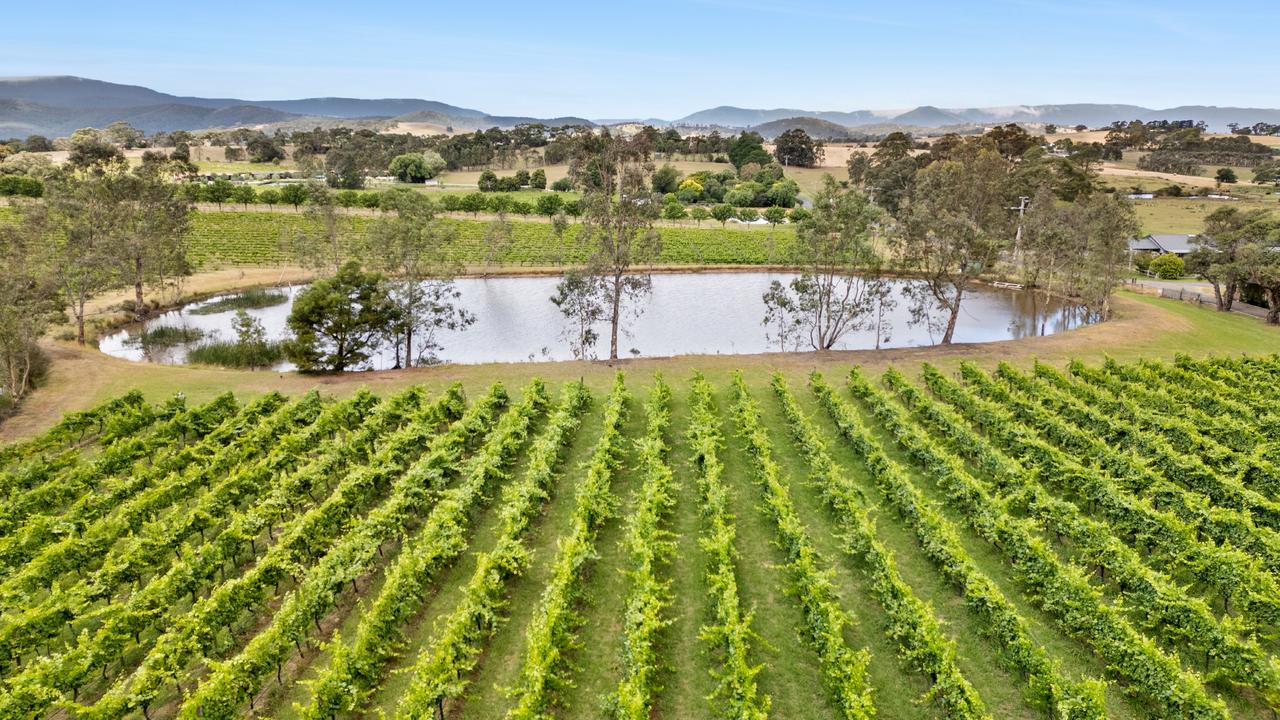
[{"left": 99, "top": 272, "right": 1094, "bottom": 369}]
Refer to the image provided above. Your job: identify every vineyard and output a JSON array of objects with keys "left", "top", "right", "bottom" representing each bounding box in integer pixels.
[
  {"left": 2, "top": 354, "right": 1280, "bottom": 719},
  {"left": 181, "top": 211, "right": 800, "bottom": 268},
  {"left": 0, "top": 207, "right": 798, "bottom": 269}
]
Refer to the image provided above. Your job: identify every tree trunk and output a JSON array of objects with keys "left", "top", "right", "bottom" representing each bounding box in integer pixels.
[
  {"left": 608, "top": 274, "right": 622, "bottom": 364},
  {"left": 1223, "top": 280, "right": 1236, "bottom": 312},
  {"left": 941, "top": 286, "right": 964, "bottom": 345},
  {"left": 134, "top": 255, "right": 147, "bottom": 322},
  {"left": 404, "top": 322, "right": 414, "bottom": 369},
  {"left": 1267, "top": 287, "right": 1280, "bottom": 325},
  {"left": 76, "top": 296, "right": 87, "bottom": 345}
]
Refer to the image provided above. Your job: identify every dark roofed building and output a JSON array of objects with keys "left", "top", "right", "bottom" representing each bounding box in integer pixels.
[{"left": 1128, "top": 233, "right": 1196, "bottom": 256}]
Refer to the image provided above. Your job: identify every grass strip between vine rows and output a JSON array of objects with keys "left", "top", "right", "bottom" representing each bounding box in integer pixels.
[
  {"left": 76, "top": 383, "right": 502, "bottom": 720},
  {"left": 386, "top": 380, "right": 590, "bottom": 720},
  {"left": 501, "top": 373, "right": 629, "bottom": 720},
  {"left": 732, "top": 374, "right": 876, "bottom": 720},
  {"left": 820, "top": 371, "right": 1226, "bottom": 719},
  {"left": 179, "top": 380, "right": 551, "bottom": 719}
]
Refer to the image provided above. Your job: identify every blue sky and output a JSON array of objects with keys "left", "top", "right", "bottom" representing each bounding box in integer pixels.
[{"left": 4, "top": 1, "right": 1277, "bottom": 118}]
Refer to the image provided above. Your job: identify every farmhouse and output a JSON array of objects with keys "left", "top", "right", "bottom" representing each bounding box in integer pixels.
[{"left": 1128, "top": 233, "right": 1197, "bottom": 256}]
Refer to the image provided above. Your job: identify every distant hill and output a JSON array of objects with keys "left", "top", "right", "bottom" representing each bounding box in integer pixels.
[
  {"left": 0, "top": 76, "right": 592, "bottom": 137},
  {"left": 3, "top": 76, "right": 1280, "bottom": 138},
  {"left": 390, "top": 110, "right": 594, "bottom": 132},
  {"left": 254, "top": 98, "right": 487, "bottom": 119},
  {"left": 674, "top": 103, "right": 1280, "bottom": 132},
  {"left": 749, "top": 117, "right": 859, "bottom": 140},
  {"left": 0, "top": 76, "right": 233, "bottom": 109},
  {"left": 677, "top": 106, "right": 884, "bottom": 128},
  {"left": 889, "top": 105, "right": 967, "bottom": 127},
  {"left": 0, "top": 98, "right": 298, "bottom": 137}
]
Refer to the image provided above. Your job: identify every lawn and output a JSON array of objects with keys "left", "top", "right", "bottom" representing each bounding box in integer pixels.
[{"left": 1128, "top": 194, "right": 1279, "bottom": 234}]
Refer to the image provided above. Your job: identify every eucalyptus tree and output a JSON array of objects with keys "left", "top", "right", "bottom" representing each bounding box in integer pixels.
[
  {"left": 361, "top": 191, "right": 473, "bottom": 367},
  {"left": 565, "top": 130, "right": 662, "bottom": 363},
  {"left": 1186, "top": 207, "right": 1272, "bottom": 312},
  {"left": 550, "top": 270, "right": 606, "bottom": 359},
  {"left": 116, "top": 169, "right": 192, "bottom": 319},
  {"left": 760, "top": 175, "right": 886, "bottom": 350},
  {"left": 38, "top": 171, "right": 131, "bottom": 344},
  {"left": 0, "top": 211, "right": 60, "bottom": 403},
  {"left": 896, "top": 147, "right": 1012, "bottom": 344},
  {"left": 289, "top": 181, "right": 347, "bottom": 275}
]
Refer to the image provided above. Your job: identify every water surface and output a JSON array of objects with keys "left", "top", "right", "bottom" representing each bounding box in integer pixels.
[{"left": 99, "top": 272, "right": 1093, "bottom": 369}]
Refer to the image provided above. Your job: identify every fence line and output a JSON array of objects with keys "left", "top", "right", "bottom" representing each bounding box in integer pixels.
[{"left": 1127, "top": 279, "right": 1270, "bottom": 319}]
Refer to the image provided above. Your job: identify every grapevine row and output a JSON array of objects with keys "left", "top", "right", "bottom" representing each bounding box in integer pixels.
[
  {"left": 816, "top": 372, "right": 1228, "bottom": 719},
  {"left": 0, "top": 391, "right": 148, "bottom": 472},
  {"left": 802, "top": 371, "right": 1109, "bottom": 719},
  {"left": 0, "top": 392, "right": 305, "bottom": 606},
  {"left": 0, "top": 385, "right": 444, "bottom": 719},
  {"left": 686, "top": 373, "right": 771, "bottom": 720},
  {"left": 0, "top": 392, "right": 238, "bottom": 556},
  {"left": 0, "top": 391, "right": 372, "bottom": 674},
  {"left": 997, "top": 361, "right": 1280, "bottom": 530},
  {"left": 1142, "top": 358, "right": 1280, "bottom": 438},
  {"left": 805, "top": 373, "right": 992, "bottom": 720},
  {"left": 1068, "top": 359, "right": 1270, "bottom": 468},
  {"left": 732, "top": 374, "right": 876, "bottom": 720},
  {"left": 1039, "top": 361, "right": 1280, "bottom": 498},
  {"left": 854, "top": 369, "right": 1280, "bottom": 710},
  {"left": 78, "top": 384, "right": 502, "bottom": 720},
  {"left": 896, "top": 366, "right": 1280, "bottom": 628},
  {"left": 0, "top": 392, "right": 170, "bottom": 509},
  {"left": 502, "top": 373, "right": 629, "bottom": 720},
  {"left": 606, "top": 376, "right": 675, "bottom": 720},
  {"left": 388, "top": 381, "right": 589, "bottom": 720},
  {"left": 179, "top": 380, "right": 550, "bottom": 719},
  {"left": 1172, "top": 354, "right": 1280, "bottom": 418},
  {"left": 955, "top": 362, "right": 1280, "bottom": 582}
]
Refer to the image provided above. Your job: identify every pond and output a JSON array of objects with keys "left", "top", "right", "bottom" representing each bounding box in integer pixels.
[{"left": 98, "top": 272, "right": 1095, "bottom": 369}]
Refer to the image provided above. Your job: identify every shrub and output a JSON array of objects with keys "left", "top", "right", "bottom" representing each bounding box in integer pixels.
[
  {"left": 1150, "top": 253, "right": 1185, "bottom": 279},
  {"left": 551, "top": 177, "right": 573, "bottom": 192},
  {"left": 389, "top": 152, "right": 446, "bottom": 183},
  {"left": 0, "top": 175, "right": 43, "bottom": 197}
]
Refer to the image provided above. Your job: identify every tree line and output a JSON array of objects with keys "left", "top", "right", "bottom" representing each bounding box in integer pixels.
[
  {"left": 549, "top": 125, "right": 1139, "bottom": 361},
  {"left": 1, "top": 162, "right": 192, "bottom": 412}
]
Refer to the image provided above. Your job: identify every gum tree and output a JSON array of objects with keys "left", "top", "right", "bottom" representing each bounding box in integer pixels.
[{"left": 568, "top": 130, "right": 661, "bottom": 363}]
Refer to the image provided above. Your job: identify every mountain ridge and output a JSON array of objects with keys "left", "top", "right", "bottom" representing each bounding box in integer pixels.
[{"left": 3, "top": 76, "right": 1280, "bottom": 137}]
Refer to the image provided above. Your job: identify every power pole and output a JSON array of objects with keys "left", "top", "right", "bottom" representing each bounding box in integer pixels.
[{"left": 1008, "top": 195, "right": 1030, "bottom": 270}]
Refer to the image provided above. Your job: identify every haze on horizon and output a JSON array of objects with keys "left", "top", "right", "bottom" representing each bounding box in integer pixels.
[{"left": 4, "top": 0, "right": 1277, "bottom": 119}]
